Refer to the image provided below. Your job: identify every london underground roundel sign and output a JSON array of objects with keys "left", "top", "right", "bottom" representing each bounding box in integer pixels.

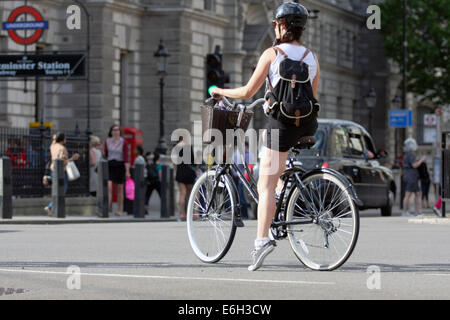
[{"left": 2, "top": 6, "right": 49, "bottom": 45}]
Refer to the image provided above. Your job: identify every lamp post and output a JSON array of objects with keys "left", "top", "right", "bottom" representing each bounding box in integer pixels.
[
  {"left": 71, "top": 0, "right": 91, "bottom": 135},
  {"left": 154, "top": 39, "right": 170, "bottom": 155},
  {"left": 392, "top": 94, "right": 402, "bottom": 162},
  {"left": 365, "top": 87, "right": 377, "bottom": 133}
]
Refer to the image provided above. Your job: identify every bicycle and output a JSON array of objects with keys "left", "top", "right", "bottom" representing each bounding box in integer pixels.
[{"left": 186, "top": 97, "right": 362, "bottom": 271}]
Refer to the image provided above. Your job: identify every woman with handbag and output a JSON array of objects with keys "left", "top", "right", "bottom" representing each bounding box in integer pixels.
[
  {"left": 104, "top": 125, "right": 130, "bottom": 216},
  {"left": 44, "top": 133, "right": 80, "bottom": 216},
  {"left": 210, "top": 2, "right": 320, "bottom": 271}
]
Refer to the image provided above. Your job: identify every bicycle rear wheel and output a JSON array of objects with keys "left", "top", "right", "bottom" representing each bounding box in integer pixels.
[
  {"left": 187, "top": 169, "right": 237, "bottom": 263},
  {"left": 286, "top": 171, "right": 359, "bottom": 271}
]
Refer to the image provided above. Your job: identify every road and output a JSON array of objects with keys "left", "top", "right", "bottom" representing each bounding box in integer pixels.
[{"left": 0, "top": 216, "right": 449, "bottom": 300}]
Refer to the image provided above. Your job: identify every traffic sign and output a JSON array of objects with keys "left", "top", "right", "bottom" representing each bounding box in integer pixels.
[
  {"left": 2, "top": 6, "right": 49, "bottom": 45},
  {"left": 389, "top": 110, "right": 412, "bottom": 128},
  {"left": 424, "top": 114, "right": 437, "bottom": 127}
]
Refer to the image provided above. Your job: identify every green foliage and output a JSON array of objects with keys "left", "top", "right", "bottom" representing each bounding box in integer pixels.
[{"left": 379, "top": 0, "right": 449, "bottom": 105}]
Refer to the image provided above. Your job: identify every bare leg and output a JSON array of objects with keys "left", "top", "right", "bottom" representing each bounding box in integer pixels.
[
  {"left": 178, "top": 183, "right": 187, "bottom": 219},
  {"left": 117, "top": 183, "right": 124, "bottom": 215},
  {"left": 186, "top": 184, "right": 194, "bottom": 203},
  {"left": 256, "top": 148, "right": 289, "bottom": 239},
  {"left": 108, "top": 181, "right": 113, "bottom": 211},
  {"left": 403, "top": 192, "right": 411, "bottom": 214},
  {"left": 414, "top": 191, "right": 422, "bottom": 214}
]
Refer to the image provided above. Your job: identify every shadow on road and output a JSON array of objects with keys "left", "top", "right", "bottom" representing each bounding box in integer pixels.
[
  {"left": 0, "top": 261, "right": 248, "bottom": 269},
  {"left": 265, "top": 262, "right": 450, "bottom": 274},
  {"left": 0, "top": 261, "right": 449, "bottom": 274}
]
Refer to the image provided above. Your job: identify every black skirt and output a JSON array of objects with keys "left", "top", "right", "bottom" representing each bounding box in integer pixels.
[
  {"left": 176, "top": 164, "right": 196, "bottom": 185},
  {"left": 108, "top": 160, "right": 125, "bottom": 184},
  {"left": 264, "top": 116, "right": 318, "bottom": 152}
]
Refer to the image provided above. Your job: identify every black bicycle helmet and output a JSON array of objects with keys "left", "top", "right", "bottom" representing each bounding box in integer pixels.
[{"left": 273, "top": 2, "right": 309, "bottom": 30}]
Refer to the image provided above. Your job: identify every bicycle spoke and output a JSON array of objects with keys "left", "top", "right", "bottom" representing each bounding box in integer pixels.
[
  {"left": 286, "top": 172, "right": 359, "bottom": 271},
  {"left": 187, "top": 169, "right": 237, "bottom": 263}
]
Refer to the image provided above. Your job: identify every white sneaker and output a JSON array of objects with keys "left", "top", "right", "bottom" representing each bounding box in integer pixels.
[
  {"left": 433, "top": 207, "right": 441, "bottom": 217},
  {"left": 401, "top": 212, "right": 412, "bottom": 217},
  {"left": 248, "top": 240, "right": 276, "bottom": 271}
]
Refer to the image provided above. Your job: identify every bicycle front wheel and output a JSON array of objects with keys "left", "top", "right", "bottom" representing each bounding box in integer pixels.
[
  {"left": 286, "top": 172, "right": 359, "bottom": 271},
  {"left": 187, "top": 169, "right": 237, "bottom": 263}
]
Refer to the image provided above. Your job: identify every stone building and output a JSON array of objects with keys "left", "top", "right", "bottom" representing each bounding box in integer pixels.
[{"left": 2, "top": 0, "right": 442, "bottom": 166}]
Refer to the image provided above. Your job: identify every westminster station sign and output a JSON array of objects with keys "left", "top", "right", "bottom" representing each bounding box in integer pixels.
[{"left": 0, "top": 53, "right": 86, "bottom": 79}]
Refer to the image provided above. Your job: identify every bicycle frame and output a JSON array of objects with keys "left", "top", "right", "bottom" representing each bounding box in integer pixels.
[{"left": 205, "top": 151, "right": 316, "bottom": 229}]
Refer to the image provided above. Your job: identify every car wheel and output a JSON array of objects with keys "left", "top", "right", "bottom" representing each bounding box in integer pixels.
[{"left": 381, "top": 190, "right": 395, "bottom": 217}]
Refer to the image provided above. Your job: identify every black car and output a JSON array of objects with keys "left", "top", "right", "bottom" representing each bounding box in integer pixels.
[{"left": 295, "top": 119, "right": 396, "bottom": 216}]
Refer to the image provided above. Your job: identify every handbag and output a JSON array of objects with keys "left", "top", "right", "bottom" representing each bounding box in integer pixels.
[
  {"left": 66, "top": 161, "right": 80, "bottom": 181},
  {"left": 125, "top": 178, "right": 135, "bottom": 200}
]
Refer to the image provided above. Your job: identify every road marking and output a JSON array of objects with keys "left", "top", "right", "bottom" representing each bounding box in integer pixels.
[
  {"left": 0, "top": 268, "right": 334, "bottom": 286},
  {"left": 424, "top": 274, "right": 450, "bottom": 277}
]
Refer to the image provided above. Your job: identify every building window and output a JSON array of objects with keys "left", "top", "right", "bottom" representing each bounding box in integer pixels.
[
  {"left": 204, "top": 0, "right": 215, "bottom": 11},
  {"left": 417, "top": 106, "right": 436, "bottom": 145}
]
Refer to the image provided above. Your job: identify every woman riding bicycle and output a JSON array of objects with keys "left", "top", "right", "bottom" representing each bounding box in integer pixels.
[{"left": 211, "top": 2, "right": 320, "bottom": 271}]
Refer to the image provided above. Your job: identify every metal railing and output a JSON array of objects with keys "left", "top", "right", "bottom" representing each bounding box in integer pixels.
[{"left": 0, "top": 126, "right": 89, "bottom": 198}]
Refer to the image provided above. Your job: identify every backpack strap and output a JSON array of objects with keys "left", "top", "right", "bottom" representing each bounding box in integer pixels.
[
  {"left": 273, "top": 46, "right": 288, "bottom": 59},
  {"left": 266, "top": 46, "right": 288, "bottom": 92},
  {"left": 300, "top": 48, "right": 311, "bottom": 62}
]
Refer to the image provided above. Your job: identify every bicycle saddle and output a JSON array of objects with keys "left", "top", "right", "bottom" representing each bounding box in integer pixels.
[{"left": 293, "top": 136, "right": 316, "bottom": 150}]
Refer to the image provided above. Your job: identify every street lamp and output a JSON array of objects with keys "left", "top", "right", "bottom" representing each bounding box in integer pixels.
[
  {"left": 392, "top": 94, "right": 402, "bottom": 162},
  {"left": 392, "top": 94, "right": 401, "bottom": 109},
  {"left": 365, "top": 87, "right": 377, "bottom": 133},
  {"left": 154, "top": 39, "right": 170, "bottom": 155}
]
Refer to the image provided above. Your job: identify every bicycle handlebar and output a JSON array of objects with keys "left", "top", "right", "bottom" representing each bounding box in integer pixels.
[{"left": 206, "top": 96, "right": 265, "bottom": 111}]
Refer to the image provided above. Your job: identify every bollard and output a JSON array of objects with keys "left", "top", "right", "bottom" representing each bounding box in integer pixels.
[
  {"left": 168, "top": 166, "right": 175, "bottom": 217},
  {"left": 97, "top": 160, "right": 109, "bottom": 218},
  {"left": 133, "top": 163, "right": 145, "bottom": 218},
  {"left": 52, "top": 159, "right": 65, "bottom": 218},
  {"left": 0, "top": 157, "right": 13, "bottom": 219},
  {"left": 160, "top": 164, "right": 168, "bottom": 218}
]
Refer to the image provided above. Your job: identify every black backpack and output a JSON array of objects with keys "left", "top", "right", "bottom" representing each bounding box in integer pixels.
[
  {"left": 147, "top": 163, "right": 159, "bottom": 183},
  {"left": 265, "top": 46, "right": 320, "bottom": 127}
]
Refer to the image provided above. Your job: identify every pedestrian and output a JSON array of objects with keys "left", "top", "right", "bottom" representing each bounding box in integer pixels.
[
  {"left": 44, "top": 132, "right": 80, "bottom": 216},
  {"left": 104, "top": 125, "right": 130, "bottom": 216},
  {"left": 89, "top": 135, "right": 102, "bottom": 197},
  {"left": 417, "top": 159, "right": 431, "bottom": 209},
  {"left": 175, "top": 136, "right": 196, "bottom": 221},
  {"left": 210, "top": 2, "right": 320, "bottom": 270},
  {"left": 402, "top": 138, "right": 426, "bottom": 216},
  {"left": 145, "top": 151, "right": 162, "bottom": 211},
  {"left": 134, "top": 145, "right": 147, "bottom": 179}
]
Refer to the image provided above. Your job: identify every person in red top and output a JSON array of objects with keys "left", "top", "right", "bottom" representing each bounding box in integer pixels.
[
  {"left": 104, "top": 125, "right": 130, "bottom": 216},
  {"left": 5, "top": 139, "right": 29, "bottom": 168}
]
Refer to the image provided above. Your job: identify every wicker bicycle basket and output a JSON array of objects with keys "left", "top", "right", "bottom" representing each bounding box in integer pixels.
[{"left": 201, "top": 105, "right": 254, "bottom": 144}]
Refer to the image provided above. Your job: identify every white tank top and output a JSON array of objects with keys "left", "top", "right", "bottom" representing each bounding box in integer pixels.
[{"left": 264, "top": 43, "right": 317, "bottom": 113}]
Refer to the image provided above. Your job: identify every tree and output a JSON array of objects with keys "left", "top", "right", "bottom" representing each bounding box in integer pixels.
[{"left": 379, "top": 0, "right": 449, "bottom": 105}]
